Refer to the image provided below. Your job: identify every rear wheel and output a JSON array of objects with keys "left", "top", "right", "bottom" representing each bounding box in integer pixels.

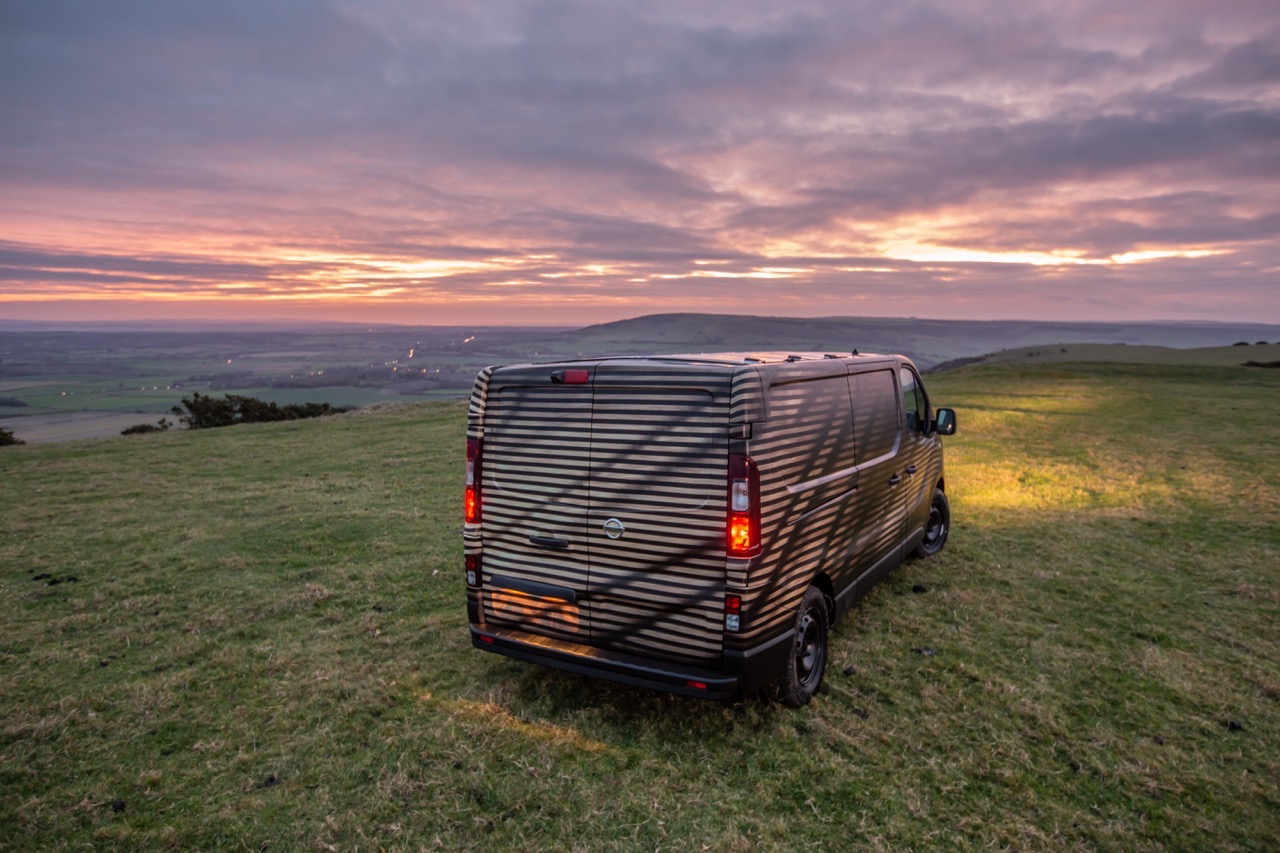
[
  {"left": 777, "top": 585, "right": 829, "bottom": 707},
  {"left": 914, "top": 488, "right": 950, "bottom": 558}
]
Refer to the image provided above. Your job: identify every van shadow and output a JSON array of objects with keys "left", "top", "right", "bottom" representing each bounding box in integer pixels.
[{"left": 490, "top": 659, "right": 786, "bottom": 743}]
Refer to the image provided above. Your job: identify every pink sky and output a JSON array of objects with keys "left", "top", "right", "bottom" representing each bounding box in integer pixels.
[{"left": 2, "top": 1, "right": 1278, "bottom": 325}]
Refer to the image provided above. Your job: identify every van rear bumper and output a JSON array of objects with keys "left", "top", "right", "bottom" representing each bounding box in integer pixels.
[{"left": 471, "top": 625, "right": 793, "bottom": 701}]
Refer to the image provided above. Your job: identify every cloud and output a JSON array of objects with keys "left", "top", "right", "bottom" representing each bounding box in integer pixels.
[{"left": 0, "top": 0, "right": 1277, "bottom": 322}]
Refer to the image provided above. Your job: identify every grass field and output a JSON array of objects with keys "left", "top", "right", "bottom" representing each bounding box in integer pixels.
[{"left": 2, "top": 362, "right": 1277, "bottom": 849}]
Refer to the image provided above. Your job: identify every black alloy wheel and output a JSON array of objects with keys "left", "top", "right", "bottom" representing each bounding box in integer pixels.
[{"left": 915, "top": 488, "right": 951, "bottom": 558}]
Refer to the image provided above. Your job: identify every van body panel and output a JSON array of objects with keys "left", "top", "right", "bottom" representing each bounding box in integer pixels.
[
  {"left": 834, "top": 545, "right": 902, "bottom": 618},
  {"left": 466, "top": 352, "right": 951, "bottom": 700},
  {"left": 734, "top": 361, "right": 861, "bottom": 649},
  {"left": 847, "top": 368, "right": 906, "bottom": 581}
]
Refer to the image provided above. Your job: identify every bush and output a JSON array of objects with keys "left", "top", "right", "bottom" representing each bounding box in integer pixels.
[
  {"left": 172, "top": 393, "right": 237, "bottom": 429},
  {"left": 0, "top": 426, "right": 23, "bottom": 446},
  {"left": 171, "top": 393, "right": 351, "bottom": 430},
  {"left": 121, "top": 418, "right": 172, "bottom": 436}
]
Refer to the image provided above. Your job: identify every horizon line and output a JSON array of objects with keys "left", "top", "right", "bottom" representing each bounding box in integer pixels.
[{"left": 4, "top": 312, "right": 1280, "bottom": 331}]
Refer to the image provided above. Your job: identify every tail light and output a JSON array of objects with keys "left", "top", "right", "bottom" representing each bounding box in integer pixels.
[
  {"left": 725, "top": 593, "right": 742, "bottom": 632},
  {"left": 727, "top": 453, "right": 761, "bottom": 557},
  {"left": 465, "top": 437, "right": 482, "bottom": 524}
]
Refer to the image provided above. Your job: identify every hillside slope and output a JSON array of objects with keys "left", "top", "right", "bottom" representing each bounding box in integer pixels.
[{"left": 2, "top": 364, "right": 1278, "bottom": 849}]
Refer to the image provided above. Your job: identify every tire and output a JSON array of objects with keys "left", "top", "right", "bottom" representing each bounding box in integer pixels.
[
  {"left": 777, "top": 585, "right": 829, "bottom": 707},
  {"left": 914, "top": 488, "right": 951, "bottom": 558}
]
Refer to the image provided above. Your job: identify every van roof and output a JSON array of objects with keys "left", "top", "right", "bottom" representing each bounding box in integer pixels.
[{"left": 537, "top": 351, "right": 893, "bottom": 367}]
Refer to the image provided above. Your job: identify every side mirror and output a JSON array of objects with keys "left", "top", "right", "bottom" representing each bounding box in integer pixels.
[{"left": 933, "top": 407, "right": 957, "bottom": 436}]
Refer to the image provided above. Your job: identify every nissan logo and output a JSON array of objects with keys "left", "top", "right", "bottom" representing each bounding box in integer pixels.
[{"left": 603, "top": 518, "right": 625, "bottom": 539}]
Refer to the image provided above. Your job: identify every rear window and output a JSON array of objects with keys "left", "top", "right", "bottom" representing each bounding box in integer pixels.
[
  {"left": 590, "top": 386, "right": 721, "bottom": 510},
  {"left": 486, "top": 384, "right": 592, "bottom": 504}
]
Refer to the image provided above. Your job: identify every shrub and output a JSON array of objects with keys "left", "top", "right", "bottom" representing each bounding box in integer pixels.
[
  {"left": 171, "top": 393, "right": 351, "bottom": 430},
  {"left": 121, "top": 418, "right": 172, "bottom": 436},
  {"left": 171, "top": 393, "right": 237, "bottom": 429},
  {"left": 0, "top": 426, "right": 23, "bottom": 446}
]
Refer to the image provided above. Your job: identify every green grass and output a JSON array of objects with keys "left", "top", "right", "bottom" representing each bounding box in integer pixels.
[
  {"left": 213, "top": 385, "right": 464, "bottom": 408},
  {"left": 2, "top": 363, "right": 1278, "bottom": 849}
]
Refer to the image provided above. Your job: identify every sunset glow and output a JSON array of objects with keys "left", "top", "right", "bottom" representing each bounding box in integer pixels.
[{"left": 2, "top": 1, "right": 1277, "bottom": 325}]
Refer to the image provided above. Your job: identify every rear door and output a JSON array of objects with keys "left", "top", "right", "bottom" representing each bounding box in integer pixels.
[
  {"left": 481, "top": 365, "right": 593, "bottom": 642},
  {"left": 587, "top": 364, "right": 730, "bottom": 666}
]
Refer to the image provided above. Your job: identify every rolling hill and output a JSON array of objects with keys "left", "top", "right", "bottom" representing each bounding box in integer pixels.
[{"left": 533, "top": 313, "right": 1280, "bottom": 370}]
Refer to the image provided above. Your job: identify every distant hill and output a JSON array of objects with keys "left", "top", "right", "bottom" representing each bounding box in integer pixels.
[
  {"left": 533, "top": 313, "right": 1280, "bottom": 371},
  {"left": 937, "top": 341, "right": 1280, "bottom": 371}
]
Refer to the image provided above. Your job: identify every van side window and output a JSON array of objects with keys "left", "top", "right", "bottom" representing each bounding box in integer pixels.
[
  {"left": 853, "top": 370, "right": 899, "bottom": 463},
  {"left": 900, "top": 367, "right": 925, "bottom": 433},
  {"left": 768, "top": 377, "right": 858, "bottom": 478}
]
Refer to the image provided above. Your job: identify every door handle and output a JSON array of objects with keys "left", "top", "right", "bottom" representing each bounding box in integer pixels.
[
  {"left": 888, "top": 474, "right": 902, "bottom": 486},
  {"left": 906, "top": 465, "right": 918, "bottom": 475},
  {"left": 528, "top": 534, "right": 569, "bottom": 550}
]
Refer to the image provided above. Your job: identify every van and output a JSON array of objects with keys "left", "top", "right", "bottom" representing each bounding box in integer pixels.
[{"left": 464, "top": 352, "right": 956, "bottom": 705}]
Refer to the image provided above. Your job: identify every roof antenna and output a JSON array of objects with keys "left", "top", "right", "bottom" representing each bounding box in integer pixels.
[{"left": 851, "top": 348, "right": 859, "bottom": 356}]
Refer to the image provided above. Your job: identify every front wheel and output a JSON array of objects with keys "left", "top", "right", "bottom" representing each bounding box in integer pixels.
[
  {"left": 914, "top": 488, "right": 951, "bottom": 558},
  {"left": 777, "top": 585, "right": 829, "bottom": 707}
]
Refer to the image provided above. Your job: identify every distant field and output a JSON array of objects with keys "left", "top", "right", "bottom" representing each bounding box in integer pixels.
[
  {"left": 2, "top": 360, "right": 1277, "bottom": 849},
  {"left": 2, "top": 411, "right": 170, "bottom": 443},
  {"left": 6, "top": 318, "right": 1280, "bottom": 445},
  {"left": 0, "top": 326, "right": 506, "bottom": 443},
  {"left": 0, "top": 385, "right": 467, "bottom": 444}
]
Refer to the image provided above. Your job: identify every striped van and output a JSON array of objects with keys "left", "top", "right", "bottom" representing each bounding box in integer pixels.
[{"left": 464, "top": 351, "right": 957, "bottom": 706}]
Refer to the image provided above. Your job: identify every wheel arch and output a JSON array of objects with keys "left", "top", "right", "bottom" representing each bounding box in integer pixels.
[{"left": 810, "top": 572, "right": 836, "bottom": 621}]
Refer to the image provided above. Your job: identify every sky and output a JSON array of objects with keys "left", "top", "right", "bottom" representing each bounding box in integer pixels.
[{"left": 1, "top": 0, "right": 1278, "bottom": 326}]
